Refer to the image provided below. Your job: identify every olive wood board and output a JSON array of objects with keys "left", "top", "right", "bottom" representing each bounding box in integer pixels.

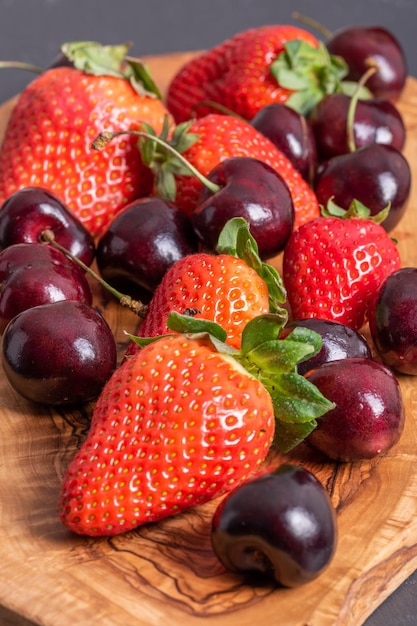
[{"left": 0, "top": 51, "right": 417, "bottom": 626}]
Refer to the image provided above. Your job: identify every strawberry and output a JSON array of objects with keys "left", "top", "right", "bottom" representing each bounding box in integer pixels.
[
  {"left": 282, "top": 200, "right": 402, "bottom": 330},
  {"left": 166, "top": 24, "right": 363, "bottom": 123},
  {"left": 124, "top": 217, "right": 287, "bottom": 359},
  {"left": 139, "top": 113, "right": 320, "bottom": 229},
  {"left": 0, "top": 41, "right": 174, "bottom": 237},
  {"left": 57, "top": 314, "right": 334, "bottom": 536}
]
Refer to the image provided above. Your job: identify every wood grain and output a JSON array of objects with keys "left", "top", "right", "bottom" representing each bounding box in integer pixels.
[{"left": 0, "top": 51, "right": 417, "bottom": 626}]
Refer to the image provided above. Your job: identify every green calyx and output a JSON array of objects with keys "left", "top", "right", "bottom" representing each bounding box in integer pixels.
[
  {"left": 61, "top": 41, "right": 162, "bottom": 98},
  {"left": 270, "top": 39, "right": 372, "bottom": 116},
  {"left": 130, "top": 312, "right": 335, "bottom": 453},
  {"left": 321, "top": 197, "right": 391, "bottom": 224},
  {"left": 138, "top": 118, "right": 203, "bottom": 200}
]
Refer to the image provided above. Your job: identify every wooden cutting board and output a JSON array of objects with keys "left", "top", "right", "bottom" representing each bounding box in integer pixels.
[{"left": 1, "top": 51, "right": 417, "bottom": 626}]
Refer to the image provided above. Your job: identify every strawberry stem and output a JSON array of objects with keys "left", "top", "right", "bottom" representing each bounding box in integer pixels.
[
  {"left": 40, "top": 229, "right": 148, "bottom": 318},
  {"left": 92, "top": 129, "right": 221, "bottom": 195}
]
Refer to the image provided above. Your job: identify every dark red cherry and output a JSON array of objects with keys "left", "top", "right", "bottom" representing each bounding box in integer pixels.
[
  {"left": 251, "top": 103, "right": 317, "bottom": 182},
  {"left": 306, "top": 358, "right": 405, "bottom": 461},
  {"left": 0, "top": 243, "right": 92, "bottom": 333},
  {"left": 281, "top": 318, "right": 372, "bottom": 375},
  {"left": 211, "top": 464, "right": 337, "bottom": 587},
  {"left": 2, "top": 300, "right": 117, "bottom": 405},
  {"left": 0, "top": 187, "right": 95, "bottom": 266},
  {"left": 310, "top": 93, "right": 406, "bottom": 160},
  {"left": 326, "top": 26, "right": 407, "bottom": 101},
  {"left": 369, "top": 267, "right": 417, "bottom": 375},
  {"left": 314, "top": 143, "right": 411, "bottom": 232},
  {"left": 96, "top": 196, "right": 197, "bottom": 294},
  {"left": 192, "top": 157, "right": 294, "bottom": 260}
]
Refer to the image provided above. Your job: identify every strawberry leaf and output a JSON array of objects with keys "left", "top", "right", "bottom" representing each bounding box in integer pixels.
[
  {"left": 61, "top": 41, "right": 128, "bottom": 77},
  {"left": 273, "top": 418, "right": 317, "bottom": 452},
  {"left": 268, "top": 372, "right": 334, "bottom": 424},
  {"left": 166, "top": 311, "right": 228, "bottom": 342},
  {"left": 270, "top": 39, "right": 365, "bottom": 116},
  {"left": 235, "top": 314, "right": 335, "bottom": 451},
  {"left": 61, "top": 41, "right": 163, "bottom": 98},
  {"left": 322, "top": 197, "right": 391, "bottom": 224},
  {"left": 124, "top": 58, "right": 162, "bottom": 98}
]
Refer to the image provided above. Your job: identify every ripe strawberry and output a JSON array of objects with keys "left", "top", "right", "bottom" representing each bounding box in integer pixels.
[
  {"left": 283, "top": 200, "right": 402, "bottom": 330},
  {"left": 124, "top": 217, "right": 287, "bottom": 359},
  {"left": 141, "top": 113, "right": 320, "bottom": 229},
  {"left": 166, "top": 24, "right": 360, "bottom": 123},
  {"left": 0, "top": 41, "right": 174, "bottom": 237},
  {"left": 166, "top": 25, "right": 320, "bottom": 122},
  {"left": 57, "top": 314, "right": 334, "bottom": 536}
]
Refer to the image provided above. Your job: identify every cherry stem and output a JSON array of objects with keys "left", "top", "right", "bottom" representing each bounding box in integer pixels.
[
  {"left": 346, "top": 64, "right": 379, "bottom": 153},
  {"left": 291, "top": 12, "right": 333, "bottom": 40},
  {"left": 40, "top": 229, "right": 148, "bottom": 319},
  {"left": 191, "top": 100, "right": 247, "bottom": 122},
  {"left": 91, "top": 129, "right": 221, "bottom": 195},
  {"left": 0, "top": 61, "right": 44, "bottom": 74}
]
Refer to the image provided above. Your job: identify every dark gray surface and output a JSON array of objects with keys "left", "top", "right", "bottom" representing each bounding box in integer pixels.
[{"left": 0, "top": 1, "right": 416, "bottom": 624}]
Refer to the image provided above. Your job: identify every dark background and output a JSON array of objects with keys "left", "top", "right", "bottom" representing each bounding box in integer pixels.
[{"left": 0, "top": 1, "right": 416, "bottom": 625}]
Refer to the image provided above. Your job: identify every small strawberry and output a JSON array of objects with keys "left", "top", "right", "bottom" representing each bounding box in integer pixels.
[
  {"left": 124, "top": 217, "right": 287, "bottom": 359},
  {"left": 166, "top": 24, "right": 365, "bottom": 123},
  {"left": 57, "top": 314, "right": 334, "bottom": 536},
  {"left": 0, "top": 41, "right": 174, "bottom": 237},
  {"left": 139, "top": 113, "right": 320, "bottom": 229},
  {"left": 283, "top": 200, "right": 402, "bottom": 330}
]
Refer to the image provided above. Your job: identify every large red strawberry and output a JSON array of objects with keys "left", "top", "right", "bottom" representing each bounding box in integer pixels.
[
  {"left": 57, "top": 314, "right": 334, "bottom": 536},
  {"left": 283, "top": 200, "right": 402, "bottom": 330},
  {"left": 166, "top": 24, "right": 357, "bottom": 123},
  {"left": 138, "top": 113, "right": 320, "bottom": 229},
  {"left": 0, "top": 41, "right": 174, "bottom": 237},
  {"left": 123, "top": 217, "right": 286, "bottom": 359}
]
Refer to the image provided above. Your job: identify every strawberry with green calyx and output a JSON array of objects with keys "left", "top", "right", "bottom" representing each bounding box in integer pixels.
[
  {"left": 165, "top": 24, "right": 371, "bottom": 123},
  {"left": 57, "top": 312, "right": 333, "bottom": 537},
  {"left": 283, "top": 198, "right": 401, "bottom": 330},
  {"left": 0, "top": 41, "right": 173, "bottom": 237},
  {"left": 124, "top": 216, "right": 288, "bottom": 356},
  {"left": 93, "top": 112, "right": 320, "bottom": 229}
]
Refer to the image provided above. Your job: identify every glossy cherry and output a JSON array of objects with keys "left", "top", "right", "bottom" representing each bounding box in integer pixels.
[
  {"left": 96, "top": 196, "right": 197, "bottom": 294},
  {"left": 251, "top": 103, "right": 317, "bottom": 182},
  {"left": 192, "top": 157, "right": 294, "bottom": 260},
  {"left": 306, "top": 358, "right": 405, "bottom": 461},
  {"left": 0, "top": 187, "right": 95, "bottom": 266},
  {"left": 211, "top": 464, "right": 337, "bottom": 587},
  {"left": 0, "top": 242, "right": 92, "bottom": 333},
  {"left": 369, "top": 267, "right": 417, "bottom": 375},
  {"left": 281, "top": 318, "right": 372, "bottom": 375},
  {"left": 326, "top": 26, "right": 407, "bottom": 101},
  {"left": 310, "top": 93, "right": 406, "bottom": 160},
  {"left": 314, "top": 143, "right": 411, "bottom": 232},
  {"left": 2, "top": 300, "right": 117, "bottom": 405}
]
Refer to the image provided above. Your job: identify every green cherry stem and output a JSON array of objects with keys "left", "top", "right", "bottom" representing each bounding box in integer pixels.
[
  {"left": 346, "top": 64, "right": 379, "bottom": 153},
  {"left": 0, "top": 61, "right": 44, "bottom": 74},
  {"left": 41, "top": 229, "right": 149, "bottom": 318},
  {"left": 291, "top": 12, "right": 333, "bottom": 40},
  {"left": 91, "top": 129, "right": 220, "bottom": 195}
]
